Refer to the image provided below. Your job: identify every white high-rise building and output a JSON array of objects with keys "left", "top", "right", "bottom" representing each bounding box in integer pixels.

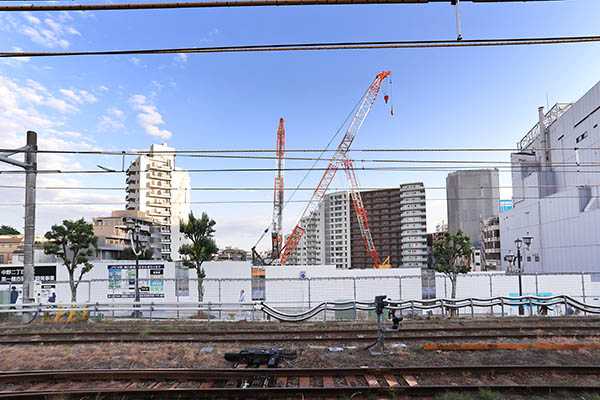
[
  {"left": 500, "top": 80, "right": 600, "bottom": 273},
  {"left": 324, "top": 191, "right": 352, "bottom": 269},
  {"left": 285, "top": 203, "right": 325, "bottom": 265},
  {"left": 125, "top": 143, "right": 191, "bottom": 261}
]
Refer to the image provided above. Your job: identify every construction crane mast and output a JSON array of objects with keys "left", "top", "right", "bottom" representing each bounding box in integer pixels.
[
  {"left": 280, "top": 71, "right": 391, "bottom": 267},
  {"left": 271, "top": 118, "right": 285, "bottom": 259}
]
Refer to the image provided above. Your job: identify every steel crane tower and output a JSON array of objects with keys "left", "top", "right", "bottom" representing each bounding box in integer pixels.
[
  {"left": 271, "top": 118, "right": 285, "bottom": 259},
  {"left": 280, "top": 71, "right": 391, "bottom": 268}
]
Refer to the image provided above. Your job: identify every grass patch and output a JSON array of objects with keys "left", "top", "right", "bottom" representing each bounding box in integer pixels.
[
  {"left": 583, "top": 393, "right": 600, "bottom": 400},
  {"left": 435, "top": 392, "right": 472, "bottom": 400},
  {"left": 408, "top": 346, "right": 426, "bottom": 354},
  {"left": 478, "top": 388, "right": 502, "bottom": 400},
  {"left": 138, "top": 328, "right": 151, "bottom": 338}
]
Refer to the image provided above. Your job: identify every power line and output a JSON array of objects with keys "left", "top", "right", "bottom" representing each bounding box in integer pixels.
[
  {"left": 0, "top": 146, "right": 595, "bottom": 155},
  {"left": 0, "top": 0, "right": 561, "bottom": 12},
  {"left": 0, "top": 194, "right": 593, "bottom": 207},
  {"left": 2, "top": 36, "right": 599, "bottom": 58},
  {"left": 0, "top": 184, "right": 598, "bottom": 191}
]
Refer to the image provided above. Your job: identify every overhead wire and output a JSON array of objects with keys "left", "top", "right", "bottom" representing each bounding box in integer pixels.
[
  {"left": 2, "top": 36, "right": 600, "bottom": 58},
  {"left": 0, "top": 0, "right": 562, "bottom": 11},
  {"left": 0, "top": 146, "right": 598, "bottom": 154}
]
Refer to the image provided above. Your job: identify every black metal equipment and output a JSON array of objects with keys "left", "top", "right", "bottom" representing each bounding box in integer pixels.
[
  {"left": 368, "top": 295, "right": 403, "bottom": 355},
  {"left": 224, "top": 348, "right": 297, "bottom": 368}
]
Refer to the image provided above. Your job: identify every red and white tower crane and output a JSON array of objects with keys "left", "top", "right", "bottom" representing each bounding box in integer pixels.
[
  {"left": 280, "top": 71, "right": 391, "bottom": 268},
  {"left": 271, "top": 118, "right": 285, "bottom": 259}
]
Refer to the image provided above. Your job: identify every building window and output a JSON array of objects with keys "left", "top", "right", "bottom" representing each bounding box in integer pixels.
[{"left": 576, "top": 131, "right": 588, "bottom": 143}]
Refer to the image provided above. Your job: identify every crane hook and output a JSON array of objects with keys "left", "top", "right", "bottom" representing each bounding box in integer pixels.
[{"left": 384, "top": 95, "right": 389, "bottom": 104}]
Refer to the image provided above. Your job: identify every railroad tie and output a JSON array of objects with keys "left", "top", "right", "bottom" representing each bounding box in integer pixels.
[
  {"left": 365, "top": 374, "right": 379, "bottom": 387},
  {"left": 384, "top": 374, "right": 400, "bottom": 388},
  {"left": 199, "top": 381, "right": 214, "bottom": 388},
  {"left": 402, "top": 375, "right": 418, "bottom": 387},
  {"left": 275, "top": 376, "right": 287, "bottom": 388},
  {"left": 345, "top": 375, "right": 358, "bottom": 387},
  {"left": 299, "top": 376, "right": 310, "bottom": 388},
  {"left": 323, "top": 376, "right": 335, "bottom": 388}
]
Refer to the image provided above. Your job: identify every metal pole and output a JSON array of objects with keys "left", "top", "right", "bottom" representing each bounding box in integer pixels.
[
  {"left": 218, "top": 279, "right": 222, "bottom": 320},
  {"left": 22, "top": 131, "right": 37, "bottom": 320},
  {"left": 134, "top": 245, "right": 140, "bottom": 317},
  {"left": 454, "top": 0, "right": 462, "bottom": 41},
  {"left": 582, "top": 273, "right": 587, "bottom": 316},
  {"left": 517, "top": 248, "right": 524, "bottom": 316}
]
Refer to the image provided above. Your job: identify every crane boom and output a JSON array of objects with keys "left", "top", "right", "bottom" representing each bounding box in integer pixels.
[
  {"left": 280, "top": 71, "right": 391, "bottom": 266},
  {"left": 271, "top": 118, "right": 285, "bottom": 259}
]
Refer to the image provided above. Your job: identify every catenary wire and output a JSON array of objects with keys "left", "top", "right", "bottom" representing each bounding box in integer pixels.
[
  {"left": 0, "top": 146, "right": 597, "bottom": 154},
  {"left": 1, "top": 36, "right": 599, "bottom": 58},
  {"left": 0, "top": 0, "right": 562, "bottom": 11},
  {"left": 0, "top": 195, "right": 593, "bottom": 207}
]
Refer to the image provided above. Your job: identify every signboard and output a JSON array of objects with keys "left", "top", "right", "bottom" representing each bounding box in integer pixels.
[
  {"left": 175, "top": 265, "right": 189, "bottom": 296},
  {"left": 0, "top": 265, "right": 56, "bottom": 283},
  {"left": 107, "top": 264, "right": 165, "bottom": 298}
]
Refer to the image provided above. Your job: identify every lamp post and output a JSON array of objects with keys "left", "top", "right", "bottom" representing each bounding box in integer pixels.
[
  {"left": 504, "top": 233, "right": 534, "bottom": 316},
  {"left": 126, "top": 218, "right": 142, "bottom": 317}
]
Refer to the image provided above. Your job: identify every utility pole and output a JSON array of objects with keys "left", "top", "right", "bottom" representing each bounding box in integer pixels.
[{"left": 0, "top": 131, "right": 37, "bottom": 321}]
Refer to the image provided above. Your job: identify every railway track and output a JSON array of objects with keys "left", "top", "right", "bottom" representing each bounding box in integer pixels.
[
  {"left": 0, "top": 365, "right": 598, "bottom": 399},
  {"left": 0, "top": 324, "right": 599, "bottom": 345}
]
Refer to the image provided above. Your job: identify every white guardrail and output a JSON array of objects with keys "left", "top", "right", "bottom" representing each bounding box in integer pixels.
[{"left": 1, "top": 294, "right": 598, "bottom": 322}]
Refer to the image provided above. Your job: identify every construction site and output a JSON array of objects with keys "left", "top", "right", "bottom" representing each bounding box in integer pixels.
[{"left": 1, "top": 0, "right": 600, "bottom": 398}]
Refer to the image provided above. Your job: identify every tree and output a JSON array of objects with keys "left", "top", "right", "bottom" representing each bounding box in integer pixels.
[
  {"left": 118, "top": 247, "right": 154, "bottom": 260},
  {"left": 179, "top": 212, "right": 218, "bottom": 303},
  {"left": 0, "top": 225, "right": 20, "bottom": 235},
  {"left": 43, "top": 218, "right": 98, "bottom": 302},
  {"left": 432, "top": 230, "right": 472, "bottom": 317}
]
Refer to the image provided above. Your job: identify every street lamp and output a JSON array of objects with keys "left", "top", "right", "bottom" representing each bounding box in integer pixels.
[
  {"left": 505, "top": 233, "right": 534, "bottom": 316},
  {"left": 125, "top": 218, "right": 143, "bottom": 317}
]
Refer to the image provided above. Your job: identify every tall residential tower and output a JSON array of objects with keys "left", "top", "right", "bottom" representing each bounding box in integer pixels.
[{"left": 125, "top": 143, "right": 191, "bottom": 261}]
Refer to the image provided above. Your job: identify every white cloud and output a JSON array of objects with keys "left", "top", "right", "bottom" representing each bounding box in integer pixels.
[
  {"left": 60, "top": 88, "right": 97, "bottom": 104},
  {"left": 129, "top": 94, "right": 172, "bottom": 140},
  {"left": 1, "top": 47, "right": 30, "bottom": 66},
  {"left": 45, "top": 97, "right": 78, "bottom": 113},
  {"left": 129, "top": 57, "right": 142, "bottom": 66},
  {"left": 97, "top": 115, "right": 124, "bottom": 131},
  {"left": 108, "top": 108, "right": 124, "bottom": 118},
  {"left": 174, "top": 53, "right": 188, "bottom": 65},
  {"left": 99, "top": 85, "right": 109, "bottom": 92},
  {"left": 0, "top": 13, "right": 80, "bottom": 48},
  {"left": 0, "top": 74, "right": 117, "bottom": 233}
]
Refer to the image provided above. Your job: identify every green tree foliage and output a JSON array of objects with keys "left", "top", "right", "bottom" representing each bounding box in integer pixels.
[
  {"left": 0, "top": 225, "right": 20, "bottom": 235},
  {"left": 118, "top": 247, "right": 154, "bottom": 260},
  {"left": 43, "top": 218, "right": 98, "bottom": 302},
  {"left": 179, "top": 212, "right": 218, "bottom": 303},
  {"left": 432, "top": 230, "right": 472, "bottom": 317}
]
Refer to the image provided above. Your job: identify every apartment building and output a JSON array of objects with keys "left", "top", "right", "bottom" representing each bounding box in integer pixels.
[
  {"left": 285, "top": 203, "right": 325, "bottom": 266},
  {"left": 92, "top": 210, "right": 162, "bottom": 260},
  {"left": 399, "top": 183, "right": 428, "bottom": 268},
  {"left": 125, "top": 143, "right": 191, "bottom": 261},
  {"left": 480, "top": 216, "right": 500, "bottom": 270},
  {"left": 324, "top": 191, "right": 352, "bottom": 268},
  {"left": 349, "top": 188, "right": 402, "bottom": 269},
  {"left": 500, "top": 80, "right": 600, "bottom": 273}
]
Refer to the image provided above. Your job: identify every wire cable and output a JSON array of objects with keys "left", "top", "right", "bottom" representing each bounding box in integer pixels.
[
  {"left": 2, "top": 36, "right": 599, "bottom": 58},
  {"left": 0, "top": 0, "right": 562, "bottom": 12}
]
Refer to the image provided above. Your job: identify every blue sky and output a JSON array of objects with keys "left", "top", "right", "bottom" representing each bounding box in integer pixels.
[{"left": 0, "top": 0, "right": 599, "bottom": 251}]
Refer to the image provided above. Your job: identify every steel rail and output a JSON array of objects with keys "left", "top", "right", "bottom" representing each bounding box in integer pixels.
[
  {"left": 0, "top": 366, "right": 598, "bottom": 398},
  {"left": 0, "top": 332, "right": 600, "bottom": 346}
]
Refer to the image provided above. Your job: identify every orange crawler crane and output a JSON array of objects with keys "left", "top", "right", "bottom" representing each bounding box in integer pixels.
[{"left": 280, "top": 71, "right": 392, "bottom": 268}]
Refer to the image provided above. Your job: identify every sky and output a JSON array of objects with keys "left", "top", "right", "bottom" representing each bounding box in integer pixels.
[{"left": 0, "top": 0, "right": 599, "bottom": 252}]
